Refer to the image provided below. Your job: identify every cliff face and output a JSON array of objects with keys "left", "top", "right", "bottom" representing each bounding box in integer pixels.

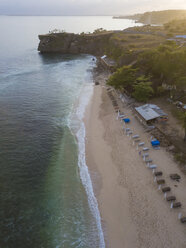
[{"left": 38, "top": 32, "right": 114, "bottom": 55}]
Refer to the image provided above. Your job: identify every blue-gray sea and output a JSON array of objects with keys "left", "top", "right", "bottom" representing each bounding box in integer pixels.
[{"left": 0, "top": 16, "right": 141, "bottom": 248}]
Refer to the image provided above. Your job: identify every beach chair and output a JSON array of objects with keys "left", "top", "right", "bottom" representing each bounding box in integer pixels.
[
  {"left": 117, "top": 110, "right": 125, "bottom": 120},
  {"left": 132, "top": 134, "right": 139, "bottom": 139},
  {"left": 142, "top": 153, "right": 149, "bottom": 161},
  {"left": 166, "top": 196, "right": 176, "bottom": 202},
  {"left": 148, "top": 164, "right": 157, "bottom": 169},
  {"left": 157, "top": 179, "right": 165, "bottom": 185},
  {"left": 137, "top": 142, "right": 145, "bottom": 150},
  {"left": 145, "top": 158, "right": 152, "bottom": 166},
  {"left": 178, "top": 213, "right": 186, "bottom": 223},
  {"left": 162, "top": 187, "right": 171, "bottom": 193},
  {"left": 132, "top": 138, "right": 140, "bottom": 146},
  {"left": 170, "top": 174, "right": 181, "bottom": 180},
  {"left": 171, "top": 202, "right": 182, "bottom": 209},
  {"left": 125, "top": 128, "right": 130, "bottom": 133},
  {"left": 126, "top": 131, "right": 133, "bottom": 136},
  {"left": 143, "top": 147, "right": 149, "bottom": 151}
]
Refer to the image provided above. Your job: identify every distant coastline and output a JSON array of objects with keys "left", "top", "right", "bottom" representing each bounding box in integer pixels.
[{"left": 113, "top": 9, "right": 186, "bottom": 25}]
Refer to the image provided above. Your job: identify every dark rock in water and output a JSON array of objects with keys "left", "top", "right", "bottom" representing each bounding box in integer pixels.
[{"left": 95, "top": 81, "right": 99, "bottom": 85}]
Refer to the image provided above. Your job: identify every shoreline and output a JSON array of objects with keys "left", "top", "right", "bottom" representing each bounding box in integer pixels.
[
  {"left": 85, "top": 65, "right": 186, "bottom": 247},
  {"left": 73, "top": 61, "right": 105, "bottom": 247}
]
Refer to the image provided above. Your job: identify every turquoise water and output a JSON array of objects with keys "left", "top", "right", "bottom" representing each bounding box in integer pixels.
[{"left": 0, "top": 16, "right": 141, "bottom": 247}]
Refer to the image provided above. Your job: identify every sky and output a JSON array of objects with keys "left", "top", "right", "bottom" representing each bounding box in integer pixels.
[{"left": 0, "top": 0, "right": 186, "bottom": 15}]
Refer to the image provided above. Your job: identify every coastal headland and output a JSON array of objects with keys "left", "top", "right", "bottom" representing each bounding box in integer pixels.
[{"left": 38, "top": 32, "right": 114, "bottom": 55}]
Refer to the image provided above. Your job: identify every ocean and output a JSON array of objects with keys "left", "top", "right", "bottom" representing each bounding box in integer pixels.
[{"left": 0, "top": 16, "right": 141, "bottom": 248}]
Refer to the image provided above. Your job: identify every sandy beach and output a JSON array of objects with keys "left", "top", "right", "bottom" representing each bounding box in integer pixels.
[{"left": 85, "top": 70, "right": 186, "bottom": 248}]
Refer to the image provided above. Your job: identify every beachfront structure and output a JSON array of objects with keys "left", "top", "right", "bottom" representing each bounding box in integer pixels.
[
  {"left": 135, "top": 104, "right": 168, "bottom": 124},
  {"left": 168, "top": 35, "right": 186, "bottom": 44},
  {"left": 100, "top": 55, "right": 116, "bottom": 71}
]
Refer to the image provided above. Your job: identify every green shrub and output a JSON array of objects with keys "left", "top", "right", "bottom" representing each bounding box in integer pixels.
[
  {"left": 107, "top": 65, "right": 137, "bottom": 92},
  {"left": 157, "top": 86, "right": 166, "bottom": 96},
  {"left": 132, "top": 82, "right": 154, "bottom": 102}
]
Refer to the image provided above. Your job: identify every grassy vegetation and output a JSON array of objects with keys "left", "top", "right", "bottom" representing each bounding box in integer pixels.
[
  {"left": 111, "top": 32, "right": 165, "bottom": 51},
  {"left": 164, "top": 19, "right": 186, "bottom": 34}
]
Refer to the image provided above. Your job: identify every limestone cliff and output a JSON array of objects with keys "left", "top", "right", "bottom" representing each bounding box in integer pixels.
[{"left": 38, "top": 32, "right": 114, "bottom": 55}]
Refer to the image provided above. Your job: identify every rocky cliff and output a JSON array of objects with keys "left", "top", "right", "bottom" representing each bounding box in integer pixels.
[{"left": 38, "top": 32, "right": 114, "bottom": 55}]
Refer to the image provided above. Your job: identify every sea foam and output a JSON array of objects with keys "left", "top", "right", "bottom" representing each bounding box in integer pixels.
[{"left": 75, "top": 74, "right": 105, "bottom": 248}]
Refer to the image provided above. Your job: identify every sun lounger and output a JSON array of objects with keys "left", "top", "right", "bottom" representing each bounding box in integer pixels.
[
  {"left": 149, "top": 164, "right": 157, "bottom": 169},
  {"left": 119, "top": 114, "right": 125, "bottom": 119},
  {"left": 162, "top": 187, "right": 171, "bottom": 193},
  {"left": 143, "top": 147, "right": 149, "bottom": 151},
  {"left": 153, "top": 146, "right": 160, "bottom": 150},
  {"left": 170, "top": 174, "right": 181, "bottom": 180},
  {"left": 171, "top": 202, "right": 182, "bottom": 208},
  {"left": 125, "top": 128, "right": 130, "bottom": 132},
  {"left": 132, "top": 135, "right": 139, "bottom": 139},
  {"left": 126, "top": 131, "right": 133, "bottom": 136},
  {"left": 137, "top": 142, "right": 145, "bottom": 150},
  {"left": 166, "top": 196, "right": 176, "bottom": 201},
  {"left": 142, "top": 153, "right": 149, "bottom": 160},
  {"left": 154, "top": 171, "right": 163, "bottom": 176},
  {"left": 138, "top": 142, "right": 145, "bottom": 146},
  {"left": 144, "top": 158, "right": 152, "bottom": 166},
  {"left": 133, "top": 139, "right": 140, "bottom": 146},
  {"left": 156, "top": 179, "right": 165, "bottom": 185}
]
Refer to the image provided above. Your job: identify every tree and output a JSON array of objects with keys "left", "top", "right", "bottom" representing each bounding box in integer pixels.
[
  {"left": 133, "top": 81, "right": 154, "bottom": 102},
  {"left": 107, "top": 65, "right": 137, "bottom": 92},
  {"left": 93, "top": 28, "right": 107, "bottom": 34},
  {"left": 175, "top": 76, "right": 186, "bottom": 91},
  {"left": 138, "top": 43, "right": 186, "bottom": 90}
]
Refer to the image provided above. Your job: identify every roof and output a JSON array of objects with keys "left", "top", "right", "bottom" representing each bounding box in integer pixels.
[
  {"left": 175, "top": 35, "right": 186, "bottom": 39},
  {"left": 100, "top": 55, "right": 116, "bottom": 67},
  {"left": 135, "top": 104, "right": 167, "bottom": 121}
]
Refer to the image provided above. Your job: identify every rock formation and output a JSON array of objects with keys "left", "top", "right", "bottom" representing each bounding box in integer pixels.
[{"left": 38, "top": 32, "right": 114, "bottom": 55}]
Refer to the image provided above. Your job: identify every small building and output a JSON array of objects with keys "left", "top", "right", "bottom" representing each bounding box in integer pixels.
[
  {"left": 135, "top": 104, "right": 168, "bottom": 124},
  {"left": 168, "top": 35, "right": 186, "bottom": 44},
  {"left": 175, "top": 35, "right": 186, "bottom": 39},
  {"left": 100, "top": 55, "right": 116, "bottom": 71}
]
